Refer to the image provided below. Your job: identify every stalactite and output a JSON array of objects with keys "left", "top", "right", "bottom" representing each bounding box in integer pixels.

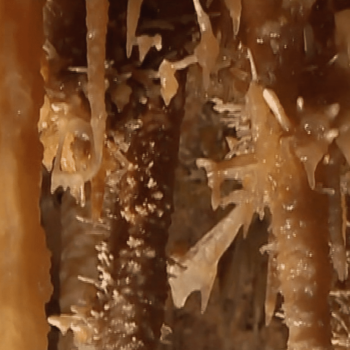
[
  {"left": 126, "top": 0, "right": 144, "bottom": 58},
  {"left": 107, "top": 75, "right": 185, "bottom": 350},
  {"left": 85, "top": 0, "right": 109, "bottom": 169},
  {"left": 5, "top": 0, "right": 350, "bottom": 349},
  {"left": 50, "top": 0, "right": 109, "bottom": 200},
  {"left": 270, "top": 134, "right": 332, "bottom": 350},
  {"left": 170, "top": 64, "right": 340, "bottom": 350},
  {"left": 0, "top": 1, "right": 52, "bottom": 349},
  {"left": 263, "top": 233, "right": 279, "bottom": 326},
  {"left": 240, "top": 0, "right": 311, "bottom": 116},
  {"left": 322, "top": 144, "right": 348, "bottom": 282},
  {"left": 48, "top": 193, "right": 100, "bottom": 349},
  {"left": 223, "top": 0, "right": 242, "bottom": 36}
]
